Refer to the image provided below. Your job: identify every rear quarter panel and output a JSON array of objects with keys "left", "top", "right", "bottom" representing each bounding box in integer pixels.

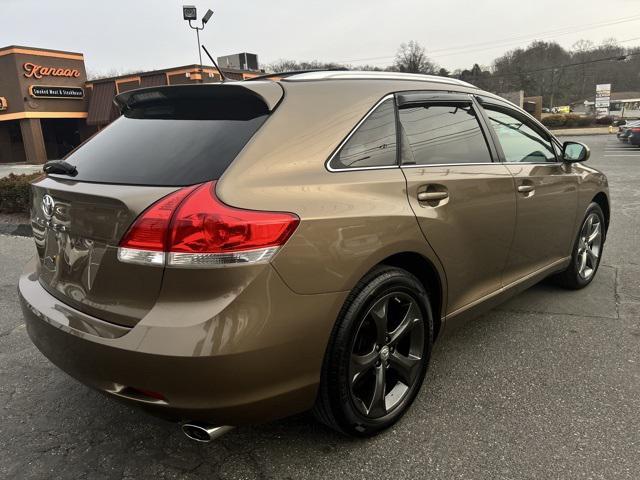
[{"left": 216, "top": 80, "right": 452, "bottom": 299}]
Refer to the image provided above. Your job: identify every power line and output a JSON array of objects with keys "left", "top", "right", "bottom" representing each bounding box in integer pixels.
[
  {"left": 340, "top": 13, "right": 640, "bottom": 65},
  {"left": 429, "top": 16, "right": 640, "bottom": 58},
  {"left": 479, "top": 51, "right": 639, "bottom": 80},
  {"left": 430, "top": 15, "right": 640, "bottom": 54}
]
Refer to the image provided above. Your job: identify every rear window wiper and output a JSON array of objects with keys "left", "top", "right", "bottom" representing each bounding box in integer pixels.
[{"left": 43, "top": 160, "right": 77, "bottom": 176}]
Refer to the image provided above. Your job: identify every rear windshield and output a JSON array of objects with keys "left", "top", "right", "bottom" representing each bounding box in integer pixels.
[{"left": 55, "top": 95, "right": 268, "bottom": 186}]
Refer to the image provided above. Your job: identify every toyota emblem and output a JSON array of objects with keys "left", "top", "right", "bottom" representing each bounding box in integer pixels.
[{"left": 42, "top": 194, "right": 55, "bottom": 219}]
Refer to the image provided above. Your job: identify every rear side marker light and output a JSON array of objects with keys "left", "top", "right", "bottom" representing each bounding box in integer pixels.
[{"left": 117, "top": 181, "right": 299, "bottom": 268}]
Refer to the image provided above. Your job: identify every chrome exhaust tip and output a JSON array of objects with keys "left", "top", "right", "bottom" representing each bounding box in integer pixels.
[{"left": 181, "top": 422, "right": 234, "bottom": 443}]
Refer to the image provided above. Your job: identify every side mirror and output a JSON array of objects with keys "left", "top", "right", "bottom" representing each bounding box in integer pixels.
[{"left": 562, "top": 141, "right": 590, "bottom": 163}]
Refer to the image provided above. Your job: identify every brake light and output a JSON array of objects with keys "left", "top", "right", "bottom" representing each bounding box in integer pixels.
[
  {"left": 631, "top": 128, "right": 640, "bottom": 133},
  {"left": 117, "top": 181, "right": 299, "bottom": 267}
]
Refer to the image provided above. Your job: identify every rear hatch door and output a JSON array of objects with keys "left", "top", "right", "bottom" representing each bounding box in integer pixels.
[{"left": 31, "top": 82, "right": 282, "bottom": 327}]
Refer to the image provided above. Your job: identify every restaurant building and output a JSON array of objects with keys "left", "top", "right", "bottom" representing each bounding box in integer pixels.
[{"left": 0, "top": 45, "right": 262, "bottom": 164}]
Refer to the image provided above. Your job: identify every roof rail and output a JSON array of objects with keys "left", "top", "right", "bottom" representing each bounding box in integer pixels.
[
  {"left": 281, "top": 70, "right": 476, "bottom": 88},
  {"left": 244, "top": 68, "right": 348, "bottom": 81}
]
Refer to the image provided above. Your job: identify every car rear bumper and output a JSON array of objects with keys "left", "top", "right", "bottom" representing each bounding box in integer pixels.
[{"left": 19, "top": 257, "right": 347, "bottom": 426}]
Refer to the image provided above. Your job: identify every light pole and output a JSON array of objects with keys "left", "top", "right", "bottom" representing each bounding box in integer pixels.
[{"left": 182, "top": 6, "right": 214, "bottom": 81}]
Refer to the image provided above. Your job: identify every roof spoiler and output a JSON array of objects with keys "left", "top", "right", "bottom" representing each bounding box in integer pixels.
[{"left": 114, "top": 82, "right": 284, "bottom": 114}]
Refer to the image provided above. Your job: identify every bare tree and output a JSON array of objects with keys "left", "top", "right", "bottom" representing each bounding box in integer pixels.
[
  {"left": 87, "top": 68, "right": 142, "bottom": 81},
  {"left": 392, "top": 41, "right": 438, "bottom": 74},
  {"left": 266, "top": 36, "right": 640, "bottom": 105},
  {"left": 266, "top": 59, "right": 303, "bottom": 73},
  {"left": 266, "top": 59, "right": 347, "bottom": 73}
]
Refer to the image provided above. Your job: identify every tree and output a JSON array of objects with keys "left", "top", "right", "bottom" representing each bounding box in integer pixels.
[
  {"left": 393, "top": 41, "right": 438, "bottom": 74},
  {"left": 267, "top": 59, "right": 302, "bottom": 73},
  {"left": 457, "top": 64, "right": 492, "bottom": 90},
  {"left": 266, "top": 37, "right": 640, "bottom": 106},
  {"left": 86, "top": 68, "right": 142, "bottom": 80},
  {"left": 266, "top": 59, "right": 347, "bottom": 73}
]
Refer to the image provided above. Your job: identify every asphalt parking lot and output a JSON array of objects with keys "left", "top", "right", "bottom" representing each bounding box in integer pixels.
[{"left": 1, "top": 133, "right": 639, "bottom": 480}]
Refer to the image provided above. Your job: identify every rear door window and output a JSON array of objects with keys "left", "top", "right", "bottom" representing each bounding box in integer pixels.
[
  {"left": 330, "top": 97, "right": 398, "bottom": 170},
  {"left": 55, "top": 95, "right": 268, "bottom": 186},
  {"left": 398, "top": 102, "right": 492, "bottom": 165}
]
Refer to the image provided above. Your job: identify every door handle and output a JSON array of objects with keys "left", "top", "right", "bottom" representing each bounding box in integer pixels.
[
  {"left": 417, "top": 191, "right": 449, "bottom": 202},
  {"left": 517, "top": 184, "right": 535, "bottom": 194}
]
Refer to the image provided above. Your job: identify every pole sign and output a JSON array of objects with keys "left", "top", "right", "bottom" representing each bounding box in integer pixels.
[
  {"left": 595, "top": 83, "right": 611, "bottom": 118},
  {"left": 29, "top": 85, "right": 84, "bottom": 100}
]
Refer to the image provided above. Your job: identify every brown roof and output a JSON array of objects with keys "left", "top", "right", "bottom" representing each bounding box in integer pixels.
[
  {"left": 0, "top": 45, "right": 84, "bottom": 57},
  {"left": 86, "top": 82, "right": 118, "bottom": 126},
  {"left": 140, "top": 73, "right": 166, "bottom": 88}
]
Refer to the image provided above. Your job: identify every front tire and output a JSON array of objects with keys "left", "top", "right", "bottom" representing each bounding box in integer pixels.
[
  {"left": 313, "top": 266, "right": 434, "bottom": 436},
  {"left": 554, "top": 202, "right": 606, "bottom": 289}
]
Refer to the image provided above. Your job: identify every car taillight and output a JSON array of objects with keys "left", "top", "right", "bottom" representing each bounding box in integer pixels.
[
  {"left": 631, "top": 128, "right": 640, "bottom": 133},
  {"left": 117, "top": 181, "right": 299, "bottom": 268}
]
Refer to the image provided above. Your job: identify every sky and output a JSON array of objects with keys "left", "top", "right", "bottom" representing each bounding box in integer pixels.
[{"left": 2, "top": 0, "right": 640, "bottom": 76}]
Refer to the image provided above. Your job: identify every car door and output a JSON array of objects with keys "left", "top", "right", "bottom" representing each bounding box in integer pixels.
[
  {"left": 398, "top": 92, "right": 517, "bottom": 316},
  {"left": 477, "top": 98, "right": 579, "bottom": 285}
]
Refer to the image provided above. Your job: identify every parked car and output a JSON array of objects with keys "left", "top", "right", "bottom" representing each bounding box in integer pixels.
[
  {"left": 19, "top": 71, "right": 610, "bottom": 442},
  {"left": 627, "top": 127, "right": 640, "bottom": 146},
  {"left": 617, "top": 119, "right": 640, "bottom": 142}
]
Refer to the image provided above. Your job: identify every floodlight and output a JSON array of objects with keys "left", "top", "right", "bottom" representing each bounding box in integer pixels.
[
  {"left": 183, "top": 5, "right": 197, "bottom": 21},
  {"left": 202, "top": 9, "right": 214, "bottom": 24}
]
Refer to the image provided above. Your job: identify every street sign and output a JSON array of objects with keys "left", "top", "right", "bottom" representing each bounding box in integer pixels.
[{"left": 595, "top": 83, "right": 611, "bottom": 118}]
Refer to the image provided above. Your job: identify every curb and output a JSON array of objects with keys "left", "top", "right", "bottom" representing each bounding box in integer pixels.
[{"left": 0, "top": 223, "right": 32, "bottom": 237}]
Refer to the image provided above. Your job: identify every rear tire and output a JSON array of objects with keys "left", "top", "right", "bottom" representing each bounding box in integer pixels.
[
  {"left": 313, "top": 266, "right": 434, "bottom": 436},
  {"left": 554, "top": 202, "right": 606, "bottom": 289}
]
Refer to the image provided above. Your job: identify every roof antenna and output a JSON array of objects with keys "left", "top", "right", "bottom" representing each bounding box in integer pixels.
[{"left": 201, "top": 44, "right": 226, "bottom": 82}]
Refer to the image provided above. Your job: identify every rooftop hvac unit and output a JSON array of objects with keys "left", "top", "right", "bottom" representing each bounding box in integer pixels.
[{"left": 216, "top": 53, "right": 259, "bottom": 71}]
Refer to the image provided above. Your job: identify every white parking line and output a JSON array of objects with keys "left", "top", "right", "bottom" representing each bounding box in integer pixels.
[{"left": 604, "top": 141, "right": 640, "bottom": 156}]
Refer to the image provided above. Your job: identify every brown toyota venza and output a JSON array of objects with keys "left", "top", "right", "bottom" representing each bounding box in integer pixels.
[{"left": 19, "top": 71, "right": 609, "bottom": 441}]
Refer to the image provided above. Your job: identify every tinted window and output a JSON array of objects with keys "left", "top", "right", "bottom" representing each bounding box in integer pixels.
[
  {"left": 331, "top": 98, "right": 397, "bottom": 169},
  {"left": 398, "top": 103, "right": 492, "bottom": 165},
  {"left": 55, "top": 99, "right": 267, "bottom": 186},
  {"left": 485, "top": 107, "right": 556, "bottom": 163}
]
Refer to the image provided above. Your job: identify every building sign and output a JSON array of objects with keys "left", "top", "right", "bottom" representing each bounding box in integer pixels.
[
  {"left": 29, "top": 85, "right": 84, "bottom": 99},
  {"left": 595, "top": 83, "right": 611, "bottom": 118},
  {"left": 23, "top": 62, "right": 81, "bottom": 79}
]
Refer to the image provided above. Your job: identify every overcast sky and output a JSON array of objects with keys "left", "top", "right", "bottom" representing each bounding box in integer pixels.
[{"left": 2, "top": 0, "right": 640, "bottom": 75}]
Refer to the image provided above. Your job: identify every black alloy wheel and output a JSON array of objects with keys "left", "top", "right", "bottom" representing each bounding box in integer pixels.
[
  {"left": 314, "top": 266, "right": 433, "bottom": 436},
  {"left": 349, "top": 292, "right": 425, "bottom": 418}
]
